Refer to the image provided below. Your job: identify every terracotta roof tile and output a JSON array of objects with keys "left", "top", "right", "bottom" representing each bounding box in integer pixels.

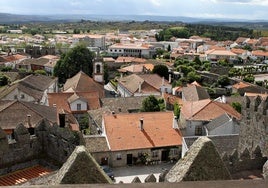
[
  {"left": 181, "top": 99, "right": 241, "bottom": 121},
  {"left": 48, "top": 92, "right": 100, "bottom": 113},
  {"left": 63, "top": 71, "right": 104, "bottom": 98},
  {"left": 104, "top": 111, "right": 182, "bottom": 151},
  {"left": 232, "top": 82, "right": 251, "bottom": 89},
  {"left": 0, "top": 165, "right": 51, "bottom": 186}
]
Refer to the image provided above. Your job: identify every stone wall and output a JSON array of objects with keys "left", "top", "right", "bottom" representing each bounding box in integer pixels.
[
  {"left": 239, "top": 96, "right": 268, "bottom": 157},
  {"left": 222, "top": 147, "right": 267, "bottom": 174},
  {"left": 0, "top": 119, "right": 84, "bottom": 175}
]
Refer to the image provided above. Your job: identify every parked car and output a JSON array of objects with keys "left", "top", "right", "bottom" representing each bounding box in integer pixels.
[{"left": 101, "top": 165, "right": 114, "bottom": 180}]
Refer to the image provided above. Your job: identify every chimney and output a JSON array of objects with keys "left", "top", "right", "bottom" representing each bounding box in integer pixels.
[
  {"left": 162, "top": 77, "right": 165, "bottom": 85},
  {"left": 112, "top": 111, "right": 116, "bottom": 118},
  {"left": 173, "top": 116, "right": 179, "bottom": 129},
  {"left": 27, "top": 114, "right": 32, "bottom": 128},
  {"left": 53, "top": 104, "right": 57, "bottom": 108},
  {"left": 169, "top": 74, "right": 172, "bottom": 83},
  {"left": 138, "top": 82, "right": 142, "bottom": 93},
  {"left": 139, "top": 118, "right": 144, "bottom": 131}
]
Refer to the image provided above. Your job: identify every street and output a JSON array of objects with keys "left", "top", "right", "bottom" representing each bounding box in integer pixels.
[{"left": 112, "top": 163, "right": 174, "bottom": 183}]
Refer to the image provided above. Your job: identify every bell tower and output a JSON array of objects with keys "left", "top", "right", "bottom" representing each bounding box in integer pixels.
[{"left": 93, "top": 57, "right": 104, "bottom": 83}]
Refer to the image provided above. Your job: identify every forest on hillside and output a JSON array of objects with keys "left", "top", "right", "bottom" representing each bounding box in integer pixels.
[{"left": 155, "top": 24, "right": 256, "bottom": 41}]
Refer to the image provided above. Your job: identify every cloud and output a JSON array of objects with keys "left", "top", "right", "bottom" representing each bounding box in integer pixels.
[
  {"left": 149, "top": 0, "right": 161, "bottom": 6},
  {"left": 215, "top": 0, "right": 268, "bottom": 5}
]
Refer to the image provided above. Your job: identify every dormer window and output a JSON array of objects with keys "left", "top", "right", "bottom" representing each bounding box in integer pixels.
[{"left": 77, "top": 103, "right": 81, "bottom": 111}]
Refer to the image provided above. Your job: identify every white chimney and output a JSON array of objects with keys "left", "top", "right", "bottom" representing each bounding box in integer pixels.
[
  {"left": 138, "top": 82, "right": 142, "bottom": 93},
  {"left": 169, "top": 74, "right": 172, "bottom": 83},
  {"left": 139, "top": 118, "right": 144, "bottom": 131},
  {"left": 222, "top": 95, "right": 226, "bottom": 103},
  {"left": 173, "top": 116, "right": 178, "bottom": 129}
]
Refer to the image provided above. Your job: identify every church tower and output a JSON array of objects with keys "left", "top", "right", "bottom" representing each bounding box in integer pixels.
[{"left": 93, "top": 57, "right": 104, "bottom": 83}]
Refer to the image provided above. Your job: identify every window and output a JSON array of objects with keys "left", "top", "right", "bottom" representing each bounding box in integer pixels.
[
  {"left": 77, "top": 103, "right": 81, "bottom": 111},
  {"left": 96, "top": 64, "right": 101, "bottom": 73},
  {"left": 195, "top": 126, "right": 203, "bottom": 136},
  {"left": 20, "top": 94, "right": 25, "bottom": 99},
  {"left": 170, "top": 148, "right": 179, "bottom": 156},
  {"left": 152, "top": 150, "right": 158, "bottom": 158},
  {"left": 116, "top": 153, "right": 122, "bottom": 160},
  {"left": 14, "top": 95, "right": 17, "bottom": 99}
]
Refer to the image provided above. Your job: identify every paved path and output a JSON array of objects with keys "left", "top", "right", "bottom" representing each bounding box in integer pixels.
[{"left": 112, "top": 163, "right": 174, "bottom": 183}]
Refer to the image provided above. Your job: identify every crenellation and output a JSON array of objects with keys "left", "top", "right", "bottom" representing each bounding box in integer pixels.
[{"left": 0, "top": 118, "right": 83, "bottom": 176}]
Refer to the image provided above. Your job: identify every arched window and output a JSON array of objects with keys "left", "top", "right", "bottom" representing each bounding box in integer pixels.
[{"left": 96, "top": 64, "right": 101, "bottom": 73}]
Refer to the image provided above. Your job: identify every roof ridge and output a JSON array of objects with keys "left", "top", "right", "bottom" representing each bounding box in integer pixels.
[
  {"left": 19, "top": 101, "right": 48, "bottom": 120},
  {"left": 191, "top": 99, "right": 212, "bottom": 118},
  {"left": 0, "top": 100, "right": 17, "bottom": 112}
]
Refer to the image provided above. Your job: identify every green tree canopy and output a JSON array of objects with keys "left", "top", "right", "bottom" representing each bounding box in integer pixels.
[
  {"left": 217, "top": 75, "right": 230, "bottom": 87},
  {"left": 0, "top": 73, "right": 10, "bottom": 86},
  {"left": 152, "top": 64, "right": 169, "bottom": 80},
  {"left": 231, "top": 102, "right": 242, "bottom": 113},
  {"left": 187, "top": 71, "right": 201, "bottom": 83},
  {"left": 53, "top": 44, "right": 95, "bottom": 84},
  {"left": 173, "top": 102, "right": 181, "bottom": 118},
  {"left": 141, "top": 95, "right": 161, "bottom": 112}
]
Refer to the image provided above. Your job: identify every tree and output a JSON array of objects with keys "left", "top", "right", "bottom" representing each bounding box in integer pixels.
[
  {"left": 173, "top": 102, "right": 181, "bottom": 118},
  {"left": 79, "top": 114, "right": 89, "bottom": 131},
  {"left": 167, "top": 44, "right": 171, "bottom": 52},
  {"left": 152, "top": 64, "right": 169, "bottom": 80},
  {"left": 186, "top": 71, "right": 201, "bottom": 83},
  {"left": 34, "top": 70, "right": 46, "bottom": 75},
  {"left": 0, "top": 73, "right": 10, "bottom": 86},
  {"left": 217, "top": 75, "right": 230, "bottom": 87},
  {"left": 243, "top": 74, "right": 255, "bottom": 83},
  {"left": 53, "top": 44, "right": 95, "bottom": 84},
  {"left": 103, "top": 63, "right": 109, "bottom": 84},
  {"left": 141, "top": 95, "right": 160, "bottom": 112},
  {"left": 231, "top": 102, "right": 242, "bottom": 113}
]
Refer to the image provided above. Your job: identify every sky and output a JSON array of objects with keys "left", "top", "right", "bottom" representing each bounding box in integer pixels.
[{"left": 1, "top": 0, "right": 268, "bottom": 20}]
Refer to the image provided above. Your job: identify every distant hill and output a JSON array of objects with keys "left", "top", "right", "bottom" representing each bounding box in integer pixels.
[{"left": 1, "top": 13, "right": 268, "bottom": 30}]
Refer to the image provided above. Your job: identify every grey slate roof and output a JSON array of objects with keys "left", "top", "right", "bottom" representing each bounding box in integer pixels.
[
  {"left": 88, "top": 96, "right": 149, "bottom": 127},
  {"left": 205, "top": 113, "right": 231, "bottom": 131},
  {"left": 182, "top": 85, "right": 210, "bottom": 101},
  {"left": 0, "top": 100, "right": 57, "bottom": 130},
  {"left": 184, "top": 134, "right": 239, "bottom": 156},
  {"left": 84, "top": 136, "right": 109, "bottom": 153}
]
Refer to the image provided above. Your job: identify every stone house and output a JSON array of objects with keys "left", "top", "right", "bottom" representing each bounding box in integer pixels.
[
  {"left": 0, "top": 74, "right": 58, "bottom": 105},
  {"left": 205, "top": 49, "right": 237, "bottom": 62},
  {"left": 101, "top": 111, "right": 182, "bottom": 167},
  {"left": 181, "top": 83, "right": 210, "bottom": 102},
  {"left": 179, "top": 99, "right": 241, "bottom": 136},
  {"left": 232, "top": 81, "right": 268, "bottom": 96},
  {"left": 0, "top": 100, "right": 57, "bottom": 139},
  {"left": 63, "top": 71, "right": 104, "bottom": 98},
  {"left": 204, "top": 113, "right": 240, "bottom": 135},
  {"left": 117, "top": 74, "right": 172, "bottom": 97},
  {"left": 0, "top": 54, "right": 29, "bottom": 68},
  {"left": 48, "top": 91, "right": 101, "bottom": 123}
]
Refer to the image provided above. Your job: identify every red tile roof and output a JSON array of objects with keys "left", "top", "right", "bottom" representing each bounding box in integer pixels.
[
  {"left": 0, "top": 165, "right": 51, "bottom": 186},
  {"left": 163, "top": 93, "right": 183, "bottom": 106},
  {"left": 63, "top": 71, "right": 104, "bottom": 98},
  {"left": 181, "top": 99, "right": 241, "bottom": 121},
  {"left": 104, "top": 111, "right": 182, "bottom": 151},
  {"left": 232, "top": 82, "right": 251, "bottom": 89},
  {"left": 48, "top": 91, "right": 101, "bottom": 113}
]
